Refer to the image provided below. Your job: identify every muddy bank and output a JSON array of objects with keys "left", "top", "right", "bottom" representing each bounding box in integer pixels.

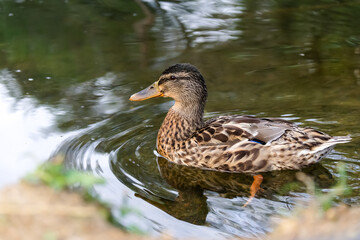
[
  {"left": 269, "top": 203, "right": 360, "bottom": 240},
  {"left": 1, "top": 182, "right": 360, "bottom": 240},
  {"left": 0, "top": 182, "right": 151, "bottom": 240}
]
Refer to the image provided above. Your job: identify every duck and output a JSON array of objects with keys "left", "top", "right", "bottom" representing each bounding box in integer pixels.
[{"left": 129, "top": 63, "right": 350, "bottom": 201}]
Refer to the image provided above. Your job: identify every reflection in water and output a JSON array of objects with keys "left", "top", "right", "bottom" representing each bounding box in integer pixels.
[
  {"left": 157, "top": 0, "right": 243, "bottom": 46},
  {"left": 0, "top": 70, "right": 77, "bottom": 188},
  {"left": 1, "top": 0, "right": 360, "bottom": 238},
  {"left": 57, "top": 71, "right": 129, "bottom": 129},
  {"left": 140, "top": 157, "right": 334, "bottom": 225}
]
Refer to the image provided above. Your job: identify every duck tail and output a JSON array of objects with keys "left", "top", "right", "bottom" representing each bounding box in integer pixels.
[
  {"left": 330, "top": 135, "right": 352, "bottom": 144},
  {"left": 311, "top": 135, "right": 351, "bottom": 153}
]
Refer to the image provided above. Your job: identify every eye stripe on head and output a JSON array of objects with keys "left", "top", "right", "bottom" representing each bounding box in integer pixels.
[
  {"left": 158, "top": 76, "right": 171, "bottom": 86},
  {"left": 158, "top": 73, "right": 191, "bottom": 86}
]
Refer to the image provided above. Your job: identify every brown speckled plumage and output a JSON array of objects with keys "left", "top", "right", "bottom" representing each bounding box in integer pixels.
[{"left": 130, "top": 63, "right": 351, "bottom": 173}]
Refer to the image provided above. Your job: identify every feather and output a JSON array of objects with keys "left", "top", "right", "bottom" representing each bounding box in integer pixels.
[{"left": 130, "top": 63, "right": 351, "bottom": 173}]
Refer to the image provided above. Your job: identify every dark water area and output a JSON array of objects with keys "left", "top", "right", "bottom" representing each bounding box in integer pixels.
[{"left": 1, "top": 0, "right": 360, "bottom": 238}]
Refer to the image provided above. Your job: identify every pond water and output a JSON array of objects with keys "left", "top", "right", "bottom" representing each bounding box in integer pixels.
[{"left": 1, "top": 0, "right": 360, "bottom": 238}]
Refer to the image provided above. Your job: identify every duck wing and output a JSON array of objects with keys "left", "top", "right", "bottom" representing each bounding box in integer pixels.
[
  {"left": 177, "top": 115, "right": 350, "bottom": 172},
  {"left": 194, "top": 115, "right": 293, "bottom": 146}
]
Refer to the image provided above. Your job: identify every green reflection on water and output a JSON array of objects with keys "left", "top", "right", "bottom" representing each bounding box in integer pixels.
[
  {"left": 1, "top": 0, "right": 360, "bottom": 237},
  {"left": 0, "top": 0, "right": 145, "bottom": 102}
]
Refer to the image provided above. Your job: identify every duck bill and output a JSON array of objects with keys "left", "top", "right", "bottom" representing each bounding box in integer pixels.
[{"left": 129, "top": 82, "right": 164, "bottom": 101}]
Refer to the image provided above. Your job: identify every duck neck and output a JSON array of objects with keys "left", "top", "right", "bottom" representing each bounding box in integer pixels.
[
  {"left": 172, "top": 101, "right": 205, "bottom": 137},
  {"left": 158, "top": 100, "right": 205, "bottom": 145}
]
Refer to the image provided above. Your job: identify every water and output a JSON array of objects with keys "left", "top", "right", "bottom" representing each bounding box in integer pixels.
[{"left": 1, "top": 0, "right": 360, "bottom": 238}]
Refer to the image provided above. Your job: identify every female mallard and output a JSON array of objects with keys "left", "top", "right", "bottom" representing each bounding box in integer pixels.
[{"left": 130, "top": 63, "right": 350, "bottom": 174}]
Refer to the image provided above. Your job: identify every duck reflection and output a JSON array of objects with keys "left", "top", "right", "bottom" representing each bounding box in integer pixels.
[{"left": 136, "top": 157, "right": 334, "bottom": 225}]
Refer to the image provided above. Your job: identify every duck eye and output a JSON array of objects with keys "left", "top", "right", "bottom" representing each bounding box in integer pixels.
[{"left": 170, "top": 75, "right": 176, "bottom": 80}]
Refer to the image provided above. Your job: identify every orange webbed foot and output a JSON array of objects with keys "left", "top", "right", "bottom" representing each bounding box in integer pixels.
[{"left": 243, "top": 174, "right": 263, "bottom": 207}]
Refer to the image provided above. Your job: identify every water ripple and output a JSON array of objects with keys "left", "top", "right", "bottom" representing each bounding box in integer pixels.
[{"left": 50, "top": 105, "right": 357, "bottom": 238}]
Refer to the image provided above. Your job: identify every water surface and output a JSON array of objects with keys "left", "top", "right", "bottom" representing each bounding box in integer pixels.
[{"left": 1, "top": 0, "right": 360, "bottom": 238}]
